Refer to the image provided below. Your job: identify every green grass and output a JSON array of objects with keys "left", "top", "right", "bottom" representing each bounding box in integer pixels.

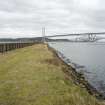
[{"left": 0, "top": 44, "right": 104, "bottom": 105}]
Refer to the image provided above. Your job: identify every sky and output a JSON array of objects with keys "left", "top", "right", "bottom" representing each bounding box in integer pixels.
[{"left": 0, "top": 0, "right": 105, "bottom": 38}]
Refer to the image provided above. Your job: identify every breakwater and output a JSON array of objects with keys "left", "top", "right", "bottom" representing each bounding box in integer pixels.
[{"left": 0, "top": 42, "right": 35, "bottom": 53}]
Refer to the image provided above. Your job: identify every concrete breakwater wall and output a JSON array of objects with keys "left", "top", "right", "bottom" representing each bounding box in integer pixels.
[{"left": 0, "top": 42, "right": 35, "bottom": 53}]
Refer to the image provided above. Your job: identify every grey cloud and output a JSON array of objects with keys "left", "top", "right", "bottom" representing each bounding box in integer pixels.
[{"left": 0, "top": 0, "right": 105, "bottom": 38}]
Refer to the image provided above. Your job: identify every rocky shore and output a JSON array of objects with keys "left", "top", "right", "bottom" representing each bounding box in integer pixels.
[{"left": 47, "top": 44, "right": 105, "bottom": 100}]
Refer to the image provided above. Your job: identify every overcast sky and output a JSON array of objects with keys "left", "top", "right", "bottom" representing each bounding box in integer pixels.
[{"left": 0, "top": 0, "right": 105, "bottom": 38}]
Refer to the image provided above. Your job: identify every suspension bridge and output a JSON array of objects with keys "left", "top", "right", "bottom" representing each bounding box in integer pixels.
[{"left": 43, "top": 31, "right": 105, "bottom": 42}]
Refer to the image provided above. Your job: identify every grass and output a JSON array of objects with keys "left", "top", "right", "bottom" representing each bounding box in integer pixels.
[{"left": 0, "top": 44, "right": 104, "bottom": 105}]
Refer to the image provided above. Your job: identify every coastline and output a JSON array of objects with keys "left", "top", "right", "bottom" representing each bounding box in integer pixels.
[
  {"left": 47, "top": 43, "right": 105, "bottom": 100},
  {"left": 0, "top": 43, "right": 105, "bottom": 105}
]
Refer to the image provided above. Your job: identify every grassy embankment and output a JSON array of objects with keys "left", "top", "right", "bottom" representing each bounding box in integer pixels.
[{"left": 0, "top": 44, "right": 105, "bottom": 105}]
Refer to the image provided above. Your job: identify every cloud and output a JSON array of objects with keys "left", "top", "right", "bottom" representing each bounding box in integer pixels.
[{"left": 0, "top": 0, "right": 105, "bottom": 38}]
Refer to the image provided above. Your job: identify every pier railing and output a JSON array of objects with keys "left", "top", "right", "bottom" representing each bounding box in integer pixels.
[{"left": 0, "top": 42, "right": 35, "bottom": 53}]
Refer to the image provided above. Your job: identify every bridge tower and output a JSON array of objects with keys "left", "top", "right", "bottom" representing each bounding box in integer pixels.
[
  {"left": 42, "top": 27, "right": 46, "bottom": 43},
  {"left": 88, "top": 34, "right": 96, "bottom": 41}
]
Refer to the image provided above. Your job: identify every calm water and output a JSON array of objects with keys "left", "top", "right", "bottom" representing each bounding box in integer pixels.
[{"left": 49, "top": 42, "right": 105, "bottom": 96}]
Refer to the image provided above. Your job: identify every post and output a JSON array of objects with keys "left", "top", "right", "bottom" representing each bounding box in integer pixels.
[{"left": 3, "top": 44, "right": 6, "bottom": 53}]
